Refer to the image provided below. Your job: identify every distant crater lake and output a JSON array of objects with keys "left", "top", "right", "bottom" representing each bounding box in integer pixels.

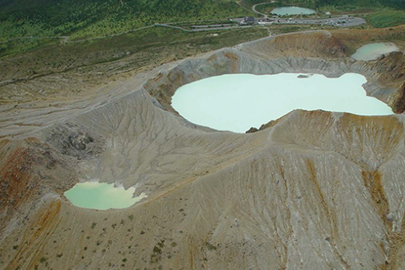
[
  {"left": 271, "top": 6, "right": 316, "bottom": 16},
  {"left": 171, "top": 73, "right": 393, "bottom": 133},
  {"left": 351, "top": 43, "right": 399, "bottom": 61}
]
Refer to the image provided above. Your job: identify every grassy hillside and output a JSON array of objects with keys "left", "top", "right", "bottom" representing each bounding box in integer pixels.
[
  {"left": 367, "top": 10, "right": 405, "bottom": 28},
  {"left": 0, "top": 26, "right": 269, "bottom": 103},
  {"left": 0, "top": 0, "right": 248, "bottom": 42}
]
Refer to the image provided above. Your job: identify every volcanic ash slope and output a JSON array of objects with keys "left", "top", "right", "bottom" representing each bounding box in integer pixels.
[{"left": 1, "top": 31, "right": 405, "bottom": 270}]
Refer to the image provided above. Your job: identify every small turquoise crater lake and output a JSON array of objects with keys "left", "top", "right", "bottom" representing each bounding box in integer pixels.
[
  {"left": 64, "top": 182, "right": 147, "bottom": 210},
  {"left": 171, "top": 73, "right": 393, "bottom": 133},
  {"left": 351, "top": 43, "right": 399, "bottom": 61},
  {"left": 271, "top": 6, "right": 315, "bottom": 16}
]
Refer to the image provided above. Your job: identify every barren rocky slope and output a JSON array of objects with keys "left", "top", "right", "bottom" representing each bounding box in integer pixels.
[{"left": 1, "top": 30, "right": 405, "bottom": 270}]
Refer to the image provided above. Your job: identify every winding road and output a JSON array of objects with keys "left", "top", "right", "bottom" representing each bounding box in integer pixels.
[{"left": 252, "top": 2, "right": 278, "bottom": 18}]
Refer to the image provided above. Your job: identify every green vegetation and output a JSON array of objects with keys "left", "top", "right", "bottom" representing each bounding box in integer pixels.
[
  {"left": 317, "top": 0, "right": 404, "bottom": 9},
  {"left": 1, "top": 0, "right": 404, "bottom": 58},
  {"left": 243, "top": 0, "right": 404, "bottom": 9},
  {"left": 367, "top": 10, "right": 405, "bottom": 28},
  {"left": 206, "top": 242, "right": 217, "bottom": 251},
  {"left": 150, "top": 240, "right": 165, "bottom": 263},
  {"left": 0, "top": 26, "right": 268, "bottom": 83},
  {"left": 0, "top": 0, "right": 249, "bottom": 43},
  {"left": 317, "top": 5, "right": 377, "bottom": 15}
]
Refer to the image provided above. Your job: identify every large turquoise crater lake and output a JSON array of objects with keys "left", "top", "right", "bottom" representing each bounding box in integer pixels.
[{"left": 171, "top": 73, "right": 393, "bottom": 133}]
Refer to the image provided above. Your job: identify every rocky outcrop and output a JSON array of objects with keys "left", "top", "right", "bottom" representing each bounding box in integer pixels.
[
  {"left": 394, "top": 81, "right": 405, "bottom": 113},
  {"left": 0, "top": 30, "right": 404, "bottom": 270},
  {"left": 45, "top": 123, "right": 104, "bottom": 159}
]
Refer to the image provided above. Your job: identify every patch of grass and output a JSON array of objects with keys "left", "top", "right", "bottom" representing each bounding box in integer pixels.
[
  {"left": 317, "top": 4, "right": 378, "bottom": 15},
  {"left": 367, "top": 10, "right": 405, "bottom": 28}
]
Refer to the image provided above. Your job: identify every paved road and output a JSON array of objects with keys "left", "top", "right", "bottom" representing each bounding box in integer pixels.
[
  {"left": 260, "top": 16, "right": 366, "bottom": 27},
  {"left": 0, "top": 36, "right": 69, "bottom": 45},
  {"left": 252, "top": 3, "right": 270, "bottom": 18},
  {"left": 155, "top": 23, "right": 253, "bottom": 32}
]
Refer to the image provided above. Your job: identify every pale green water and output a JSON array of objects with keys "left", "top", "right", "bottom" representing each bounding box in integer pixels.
[
  {"left": 64, "top": 182, "right": 147, "bottom": 210},
  {"left": 172, "top": 73, "right": 393, "bottom": 133},
  {"left": 352, "top": 43, "right": 399, "bottom": 61},
  {"left": 271, "top": 6, "right": 315, "bottom": 15}
]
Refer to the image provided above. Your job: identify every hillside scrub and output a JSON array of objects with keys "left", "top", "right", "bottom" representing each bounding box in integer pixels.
[
  {"left": 367, "top": 10, "right": 405, "bottom": 28},
  {"left": 0, "top": 0, "right": 249, "bottom": 42}
]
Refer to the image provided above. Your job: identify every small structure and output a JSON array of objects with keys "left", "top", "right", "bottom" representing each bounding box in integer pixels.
[{"left": 240, "top": 16, "right": 257, "bottom": 25}]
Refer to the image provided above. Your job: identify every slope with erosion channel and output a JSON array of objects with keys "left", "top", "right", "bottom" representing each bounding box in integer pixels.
[{"left": 0, "top": 29, "right": 405, "bottom": 269}]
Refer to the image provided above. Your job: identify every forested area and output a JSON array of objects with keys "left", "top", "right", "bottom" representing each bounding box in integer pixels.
[
  {"left": 0, "top": 0, "right": 247, "bottom": 41},
  {"left": 316, "top": 0, "right": 404, "bottom": 8}
]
